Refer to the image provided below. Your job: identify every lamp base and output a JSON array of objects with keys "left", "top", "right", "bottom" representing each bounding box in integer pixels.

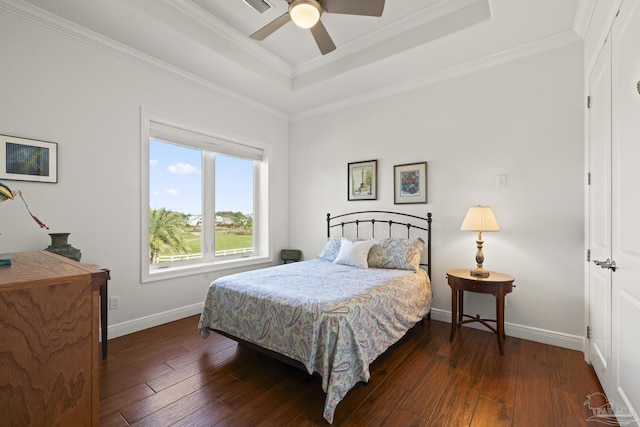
[{"left": 470, "top": 269, "right": 490, "bottom": 278}]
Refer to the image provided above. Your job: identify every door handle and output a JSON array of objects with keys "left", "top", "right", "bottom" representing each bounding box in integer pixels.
[{"left": 593, "top": 258, "right": 617, "bottom": 272}]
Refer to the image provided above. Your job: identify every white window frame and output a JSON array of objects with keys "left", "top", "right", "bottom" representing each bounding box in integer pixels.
[{"left": 141, "top": 109, "right": 271, "bottom": 283}]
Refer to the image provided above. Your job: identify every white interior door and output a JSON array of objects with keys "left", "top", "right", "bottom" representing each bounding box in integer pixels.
[
  {"left": 610, "top": 0, "right": 640, "bottom": 423},
  {"left": 588, "top": 32, "right": 612, "bottom": 394}
]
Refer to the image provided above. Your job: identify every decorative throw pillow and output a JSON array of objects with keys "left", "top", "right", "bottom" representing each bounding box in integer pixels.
[
  {"left": 367, "top": 238, "right": 425, "bottom": 271},
  {"left": 319, "top": 237, "right": 341, "bottom": 261},
  {"left": 333, "top": 238, "right": 373, "bottom": 268}
]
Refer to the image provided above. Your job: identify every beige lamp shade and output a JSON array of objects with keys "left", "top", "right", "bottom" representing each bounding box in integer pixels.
[
  {"left": 460, "top": 205, "right": 499, "bottom": 278},
  {"left": 460, "top": 205, "right": 500, "bottom": 232}
]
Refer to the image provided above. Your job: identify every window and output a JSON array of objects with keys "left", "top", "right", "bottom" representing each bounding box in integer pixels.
[{"left": 141, "top": 113, "right": 270, "bottom": 282}]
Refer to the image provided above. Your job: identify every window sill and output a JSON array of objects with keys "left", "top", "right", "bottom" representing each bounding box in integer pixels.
[{"left": 142, "top": 255, "right": 273, "bottom": 283}]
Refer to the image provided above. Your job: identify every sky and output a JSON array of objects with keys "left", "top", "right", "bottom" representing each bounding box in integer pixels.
[{"left": 149, "top": 139, "right": 253, "bottom": 215}]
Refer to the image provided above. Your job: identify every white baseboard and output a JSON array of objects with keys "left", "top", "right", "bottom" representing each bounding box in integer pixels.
[
  {"left": 107, "top": 302, "right": 204, "bottom": 340},
  {"left": 106, "top": 304, "right": 584, "bottom": 352},
  {"left": 430, "top": 308, "right": 585, "bottom": 352}
]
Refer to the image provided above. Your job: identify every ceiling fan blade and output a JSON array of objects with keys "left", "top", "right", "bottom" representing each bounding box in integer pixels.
[
  {"left": 322, "top": 0, "right": 385, "bottom": 17},
  {"left": 310, "top": 20, "right": 336, "bottom": 55},
  {"left": 250, "top": 12, "right": 291, "bottom": 40}
]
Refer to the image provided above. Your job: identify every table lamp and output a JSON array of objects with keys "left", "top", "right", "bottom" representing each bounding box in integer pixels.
[
  {"left": 460, "top": 205, "right": 500, "bottom": 278},
  {"left": 1, "top": 181, "right": 48, "bottom": 265},
  {"left": 0, "top": 181, "right": 49, "bottom": 229}
]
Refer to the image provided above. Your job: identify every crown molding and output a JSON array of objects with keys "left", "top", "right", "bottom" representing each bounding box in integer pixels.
[
  {"left": 291, "top": 29, "right": 581, "bottom": 122},
  {"left": 0, "top": 0, "right": 584, "bottom": 122},
  {"left": 0, "top": 0, "right": 288, "bottom": 120},
  {"left": 166, "top": 0, "right": 293, "bottom": 80},
  {"left": 572, "top": 0, "right": 596, "bottom": 39},
  {"left": 295, "top": 0, "right": 487, "bottom": 77}
]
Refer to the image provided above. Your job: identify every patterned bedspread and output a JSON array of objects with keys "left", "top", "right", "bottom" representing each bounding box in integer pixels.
[{"left": 198, "top": 258, "right": 432, "bottom": 423}]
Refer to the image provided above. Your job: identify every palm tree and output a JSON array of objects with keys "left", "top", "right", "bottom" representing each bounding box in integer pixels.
[
  {"left": 233, "top": 211, "right": 247, "bottom": 228},
  {"left": 149, "top": 208, "right": 190, "bottom": 264}
]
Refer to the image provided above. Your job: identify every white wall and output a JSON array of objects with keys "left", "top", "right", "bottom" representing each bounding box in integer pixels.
[
  {"left": 290, "top": 42, "right": 586, "bottom": 348},
  {"left": 0, "top": 10, "right": 289, "bottom": 335},
  {"left": 0, "top": 7, "right": 588, "bottom": 349}
]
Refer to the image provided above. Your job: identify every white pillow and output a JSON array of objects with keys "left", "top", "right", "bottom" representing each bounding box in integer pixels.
[{"left": 333, "top": 238, "right": 373, "bottom": 268}]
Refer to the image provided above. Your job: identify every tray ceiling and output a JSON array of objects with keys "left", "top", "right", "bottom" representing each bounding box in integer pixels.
[{"left": 6, "top": 0, "right": 586, "bottom": 116}]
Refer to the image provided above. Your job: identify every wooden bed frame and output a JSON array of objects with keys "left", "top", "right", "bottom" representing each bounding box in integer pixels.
[{"left": 209, "top": 210, "right": 433, "bottom": 381}]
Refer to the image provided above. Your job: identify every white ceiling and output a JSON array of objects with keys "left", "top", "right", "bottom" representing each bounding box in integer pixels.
[
  {"left": 192, "top": 0, "right": 445, "bottom": 66},
  {"left": 5, "top": 0, "right": 588, "bottom": 117}
]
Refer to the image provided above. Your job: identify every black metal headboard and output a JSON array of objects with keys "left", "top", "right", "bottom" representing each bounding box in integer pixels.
[{"left": 327, "top": 211, "right": 432, "bottom": 278}]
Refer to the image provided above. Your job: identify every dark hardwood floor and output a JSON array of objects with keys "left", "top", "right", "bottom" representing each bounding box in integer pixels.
[{"left": 99, "top": 315, "right": 607, "bottom": 426}]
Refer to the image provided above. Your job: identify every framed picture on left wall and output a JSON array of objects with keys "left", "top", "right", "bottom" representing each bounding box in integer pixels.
[
  {"left": 0, "top": 134, "right": 58, "bottom": 183},
  {"left": 348, "top": 159, "right": 377, "bottom": 200}
]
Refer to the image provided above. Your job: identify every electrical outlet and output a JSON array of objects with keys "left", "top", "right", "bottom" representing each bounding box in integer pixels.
[
  {"left": 109, "top": 296, "right": 120, "bottom": 310},
  {"left": 496, "top": 175, "right": 507, "bottom": 188}
]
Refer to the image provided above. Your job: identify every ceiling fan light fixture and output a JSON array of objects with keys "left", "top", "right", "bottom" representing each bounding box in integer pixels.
[{"left": 289, "top": 0, "right": 321, "bottom": 29}]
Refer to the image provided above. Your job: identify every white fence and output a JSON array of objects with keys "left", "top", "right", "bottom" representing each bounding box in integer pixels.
[
  {"left": 157, "top": 247, "right": 253, "bottom": 262},
  {"left": 214, "top": 247, "right": 253, "bottom": 257}
]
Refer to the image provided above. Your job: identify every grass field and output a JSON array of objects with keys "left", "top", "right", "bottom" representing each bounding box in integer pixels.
[
  {"left": 214, "top": 233, "right": 253, "bottom": 251},
  {"left": 160, "top": 231, "right": 252, "bottom": 256}
]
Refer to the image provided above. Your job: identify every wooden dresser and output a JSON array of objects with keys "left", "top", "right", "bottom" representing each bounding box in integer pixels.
[{"left": 0, "top": 251, "right": 107, "bottom": 426}]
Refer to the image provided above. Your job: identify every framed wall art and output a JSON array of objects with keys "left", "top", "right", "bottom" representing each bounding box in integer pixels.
[
  {"left": 0, "top": 134, "right": 58, "bottom": 183},
  {"left": 394, "top": 162, "right": 427, "bottom": 204},
  {"left": 348, "top": 159, "right": 377, "bottom": 201}
]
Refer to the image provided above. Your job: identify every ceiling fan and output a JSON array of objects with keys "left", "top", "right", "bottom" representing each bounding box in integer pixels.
[{"left": 250, "top": 0, "right": 386, "bottom": 55}]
